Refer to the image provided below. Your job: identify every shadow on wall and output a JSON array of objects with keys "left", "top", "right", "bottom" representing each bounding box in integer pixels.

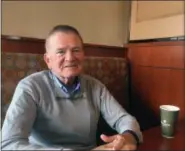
[
  {"left": 129, "top": 87, "right": 160, "bottom": 131},
  {"left": 127, "top": 63, "right": 160, "bottom": 131}
]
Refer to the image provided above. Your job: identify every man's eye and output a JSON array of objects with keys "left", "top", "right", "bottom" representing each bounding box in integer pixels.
[
  {"left": 57, "top": 50, "right": 65, "bottom": 54},
  {"left": 72, "top": 48, "right": 80, "bottom": 52}
]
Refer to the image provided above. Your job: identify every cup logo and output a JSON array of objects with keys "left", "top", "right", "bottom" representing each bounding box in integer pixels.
[{"left": 161, "top": 120, "right": 171, "bottom": 127}]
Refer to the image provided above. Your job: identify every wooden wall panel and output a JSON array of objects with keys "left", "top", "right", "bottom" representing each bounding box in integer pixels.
[
  {"left": 151, "top": 46, "right": 184, "bottom": 69},
  {"left": 136, "top": 67, "right": 184, "bottom": 120},
  {"left": 1, "top": 35, "right": 126, "bottom": 57},
  {"left": 2, "top": 37, "right": 45, "bottom": 54},
  {"left": 128, "top": 44, "right": 184, "bottom": 69},
  {"left": 128, "top": 40, "right": 185, "bottom": 130}
]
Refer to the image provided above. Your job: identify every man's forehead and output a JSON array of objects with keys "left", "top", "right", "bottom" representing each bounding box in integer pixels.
[{"left": 46, "top": 31, "right": 83, "bottom": 52}]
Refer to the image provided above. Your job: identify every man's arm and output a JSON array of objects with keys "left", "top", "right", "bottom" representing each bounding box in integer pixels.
[
  {"left": 100, "top": 85, "right": 143, "bottom": 144},
  {"left": 1, "top": 81, "right": 62, "bottom": 150}
]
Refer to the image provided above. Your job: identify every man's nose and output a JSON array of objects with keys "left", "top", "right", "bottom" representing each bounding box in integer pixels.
[{"left": 65, "top": 50, "right": 74, "bottom": 61}]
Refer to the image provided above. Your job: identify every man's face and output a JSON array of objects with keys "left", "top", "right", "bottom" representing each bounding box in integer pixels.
[{"left": 44, "top": 32, "right": 85, "bottom": 79}]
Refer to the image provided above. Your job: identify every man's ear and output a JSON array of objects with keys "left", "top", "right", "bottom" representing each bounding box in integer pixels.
[{"left": 44, "top": 53, "right": 51, "bottom": 69}]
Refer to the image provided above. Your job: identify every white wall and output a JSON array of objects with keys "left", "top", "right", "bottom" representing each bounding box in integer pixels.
[
  {"left": 130, "top": 1, "right": 184, "bottom": 40},
  {"left": 2, "top": 1, "right": 131, "bottom": 46}
]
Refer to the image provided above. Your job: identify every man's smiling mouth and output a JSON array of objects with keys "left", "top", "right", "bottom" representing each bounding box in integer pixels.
[{"left": 64, "top": 64, "right": 78, "bottom": 68}]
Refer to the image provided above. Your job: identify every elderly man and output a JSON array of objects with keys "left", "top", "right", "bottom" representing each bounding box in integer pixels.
[{"left": 2, "top": 25, "right": 142, "bottom": 150}]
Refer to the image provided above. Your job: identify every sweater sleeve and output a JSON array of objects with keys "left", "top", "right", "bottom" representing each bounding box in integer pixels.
[
  {"left": 1, "top": 81, "right": 65, "bottom": 150},
  {"left": 99, "top": 85, "right": 143, "bottom": 143}
]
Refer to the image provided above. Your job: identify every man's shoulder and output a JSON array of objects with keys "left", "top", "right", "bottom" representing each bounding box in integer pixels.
[
  {"left": 80, "top": 74, "right": 105, "bottom": 87},
  {"left": 19, "top": 70, "right": 50, "bottom": 85}
]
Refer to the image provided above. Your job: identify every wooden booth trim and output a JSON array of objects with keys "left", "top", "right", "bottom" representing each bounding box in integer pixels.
[{"left": 2, "top": 35, "right": 127, "bottom": 58}]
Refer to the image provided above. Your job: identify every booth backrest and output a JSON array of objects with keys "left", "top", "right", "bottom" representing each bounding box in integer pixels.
[{"left": 1, "top": 52, "right": 129, "bottom": 144}]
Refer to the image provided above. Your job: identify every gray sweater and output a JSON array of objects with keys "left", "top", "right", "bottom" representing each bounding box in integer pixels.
[{"left": 2, "top": 70, "right": 142, "bottom": 150}]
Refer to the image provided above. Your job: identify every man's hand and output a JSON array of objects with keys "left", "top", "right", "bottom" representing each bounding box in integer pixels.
[{"left": 99, "top": 133, "right": 137, "bottom": 150}]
